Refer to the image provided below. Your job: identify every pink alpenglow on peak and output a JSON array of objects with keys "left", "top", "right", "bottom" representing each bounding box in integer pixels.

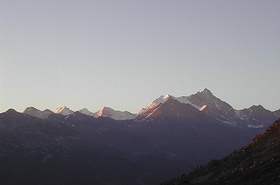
[
  {"left": 94, "top": 107, "right": 136, "bottom": 120},
  {"left": 54, "top": 106, "right": 74, "bottom": 116},
  {"left": 138, "top": 94, "right": 173, "bottom": 116},
  {"left": 199, "top": 105, "right": 207, "bottom": 111},
  {"left": 137, "top": 93, "right": 198, "bottom": 117}
]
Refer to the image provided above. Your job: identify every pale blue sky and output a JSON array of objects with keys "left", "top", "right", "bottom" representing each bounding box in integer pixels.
[{"left": 1, "top": 0, "right": 279, "bottom": 113}]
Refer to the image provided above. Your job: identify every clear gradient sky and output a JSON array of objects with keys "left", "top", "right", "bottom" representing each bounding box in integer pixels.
[{"left": 0, "top": 0, "right": 279, "bottom": 113}]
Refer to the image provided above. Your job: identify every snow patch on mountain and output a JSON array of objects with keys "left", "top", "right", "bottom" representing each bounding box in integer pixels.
[
  {"left": 94, "top": 107, "right": 136, "bottom": 120},
  {"left": 175, "top": 96, "right": 197, "bottom": 108},
  {"left": 138, "top": 95, "right": 172, "bottom": 116},
  {"left": 222, "top": 120, "right": 237, "bottom": 126},
  {"left": 235, "top": 110, "right": 249, "bottom": 120},
  {"left": 149, "top": 94, "right": 171, "bottom": 108},
  {"left": 248, "top": 124, "right": 264, "bottom": 128},
  {"left": 54, "top": 106, "right": 74, "bottom": 116},
  {"left": 79, "top": 108, "right": 96, "bottom": 117},
  {"left": 137, "top": 94, "right": 199, "bottom": 117}
]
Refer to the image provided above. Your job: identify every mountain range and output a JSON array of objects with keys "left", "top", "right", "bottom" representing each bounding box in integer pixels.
[
  {"left": 23, "top": 88, "right": 280, "bottom": 129},
  {"left": 24, "top": 105, "right": 137, "bottom": 120},
  {"left": 1, "top": 88, "right": 279, "bottom": 185}
]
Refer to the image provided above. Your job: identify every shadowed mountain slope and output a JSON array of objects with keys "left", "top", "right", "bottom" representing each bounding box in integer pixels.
[{"left": 161, "top": 118, "right": 280, "bottom": 185}]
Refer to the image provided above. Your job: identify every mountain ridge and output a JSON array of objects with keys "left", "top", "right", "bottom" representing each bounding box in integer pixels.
[
  {"left": 136, "top": 89, "right": 278, "bottom": 129},
  {"left": 18, "top": 88, "right": 279, "bottom": 125}
]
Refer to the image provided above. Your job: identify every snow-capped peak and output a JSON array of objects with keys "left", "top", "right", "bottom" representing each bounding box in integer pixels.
[
  {"left": 94, "top": 107, "right": 136, "bottom": 120},
  {"left": 150, "top": 94, "right": 172, "bottom": 106},
  {"left": 175, "top": 96, "right": 196, "bottom": 107},
  {"left": 138, "top": 94, "right": 172, "bottom": 116},
  {"left": 54, "top": 106, "right": 74, "bottom": 116},
  {"left": 137, "top": 93, "right": 200, "bottom": 117},
  {"left": 95, "top": 107, "right": 114, "bottom": 117},
  {"left": 79, "top": 108, "right": 95, "bottom": 117}
]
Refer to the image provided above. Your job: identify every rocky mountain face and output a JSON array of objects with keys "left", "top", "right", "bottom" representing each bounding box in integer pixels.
[
  {"left": 181, "top": 89, "right": 278, "bottom": 129},
  {"left": 136, "top": 97, "right": 202, "bottom": 120},
  {"left": 136, "top": 89, "right": 278, "bottom": 130},
  {"left": 236, "top": 105, "right": 277, "bottom": 128},
  {"left": 161, "top": 118, "right": 280, "bottom": 185},
  {"left": 187, "top": 88, "right": 236, "bottom": 121}
]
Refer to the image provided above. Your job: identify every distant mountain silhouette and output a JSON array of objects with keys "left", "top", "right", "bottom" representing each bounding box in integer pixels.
[{"left": 161, "top": 118, "right": 280, "bottom": 185}]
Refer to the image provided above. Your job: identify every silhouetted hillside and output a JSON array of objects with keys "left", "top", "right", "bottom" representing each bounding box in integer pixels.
[{"left": 161, "top": 118, "right": 280, "bottom": 185}]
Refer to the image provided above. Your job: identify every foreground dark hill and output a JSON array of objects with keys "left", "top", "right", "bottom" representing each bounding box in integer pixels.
[{"left": 161, "top": 118, "right": 280, "bottom": 185}]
